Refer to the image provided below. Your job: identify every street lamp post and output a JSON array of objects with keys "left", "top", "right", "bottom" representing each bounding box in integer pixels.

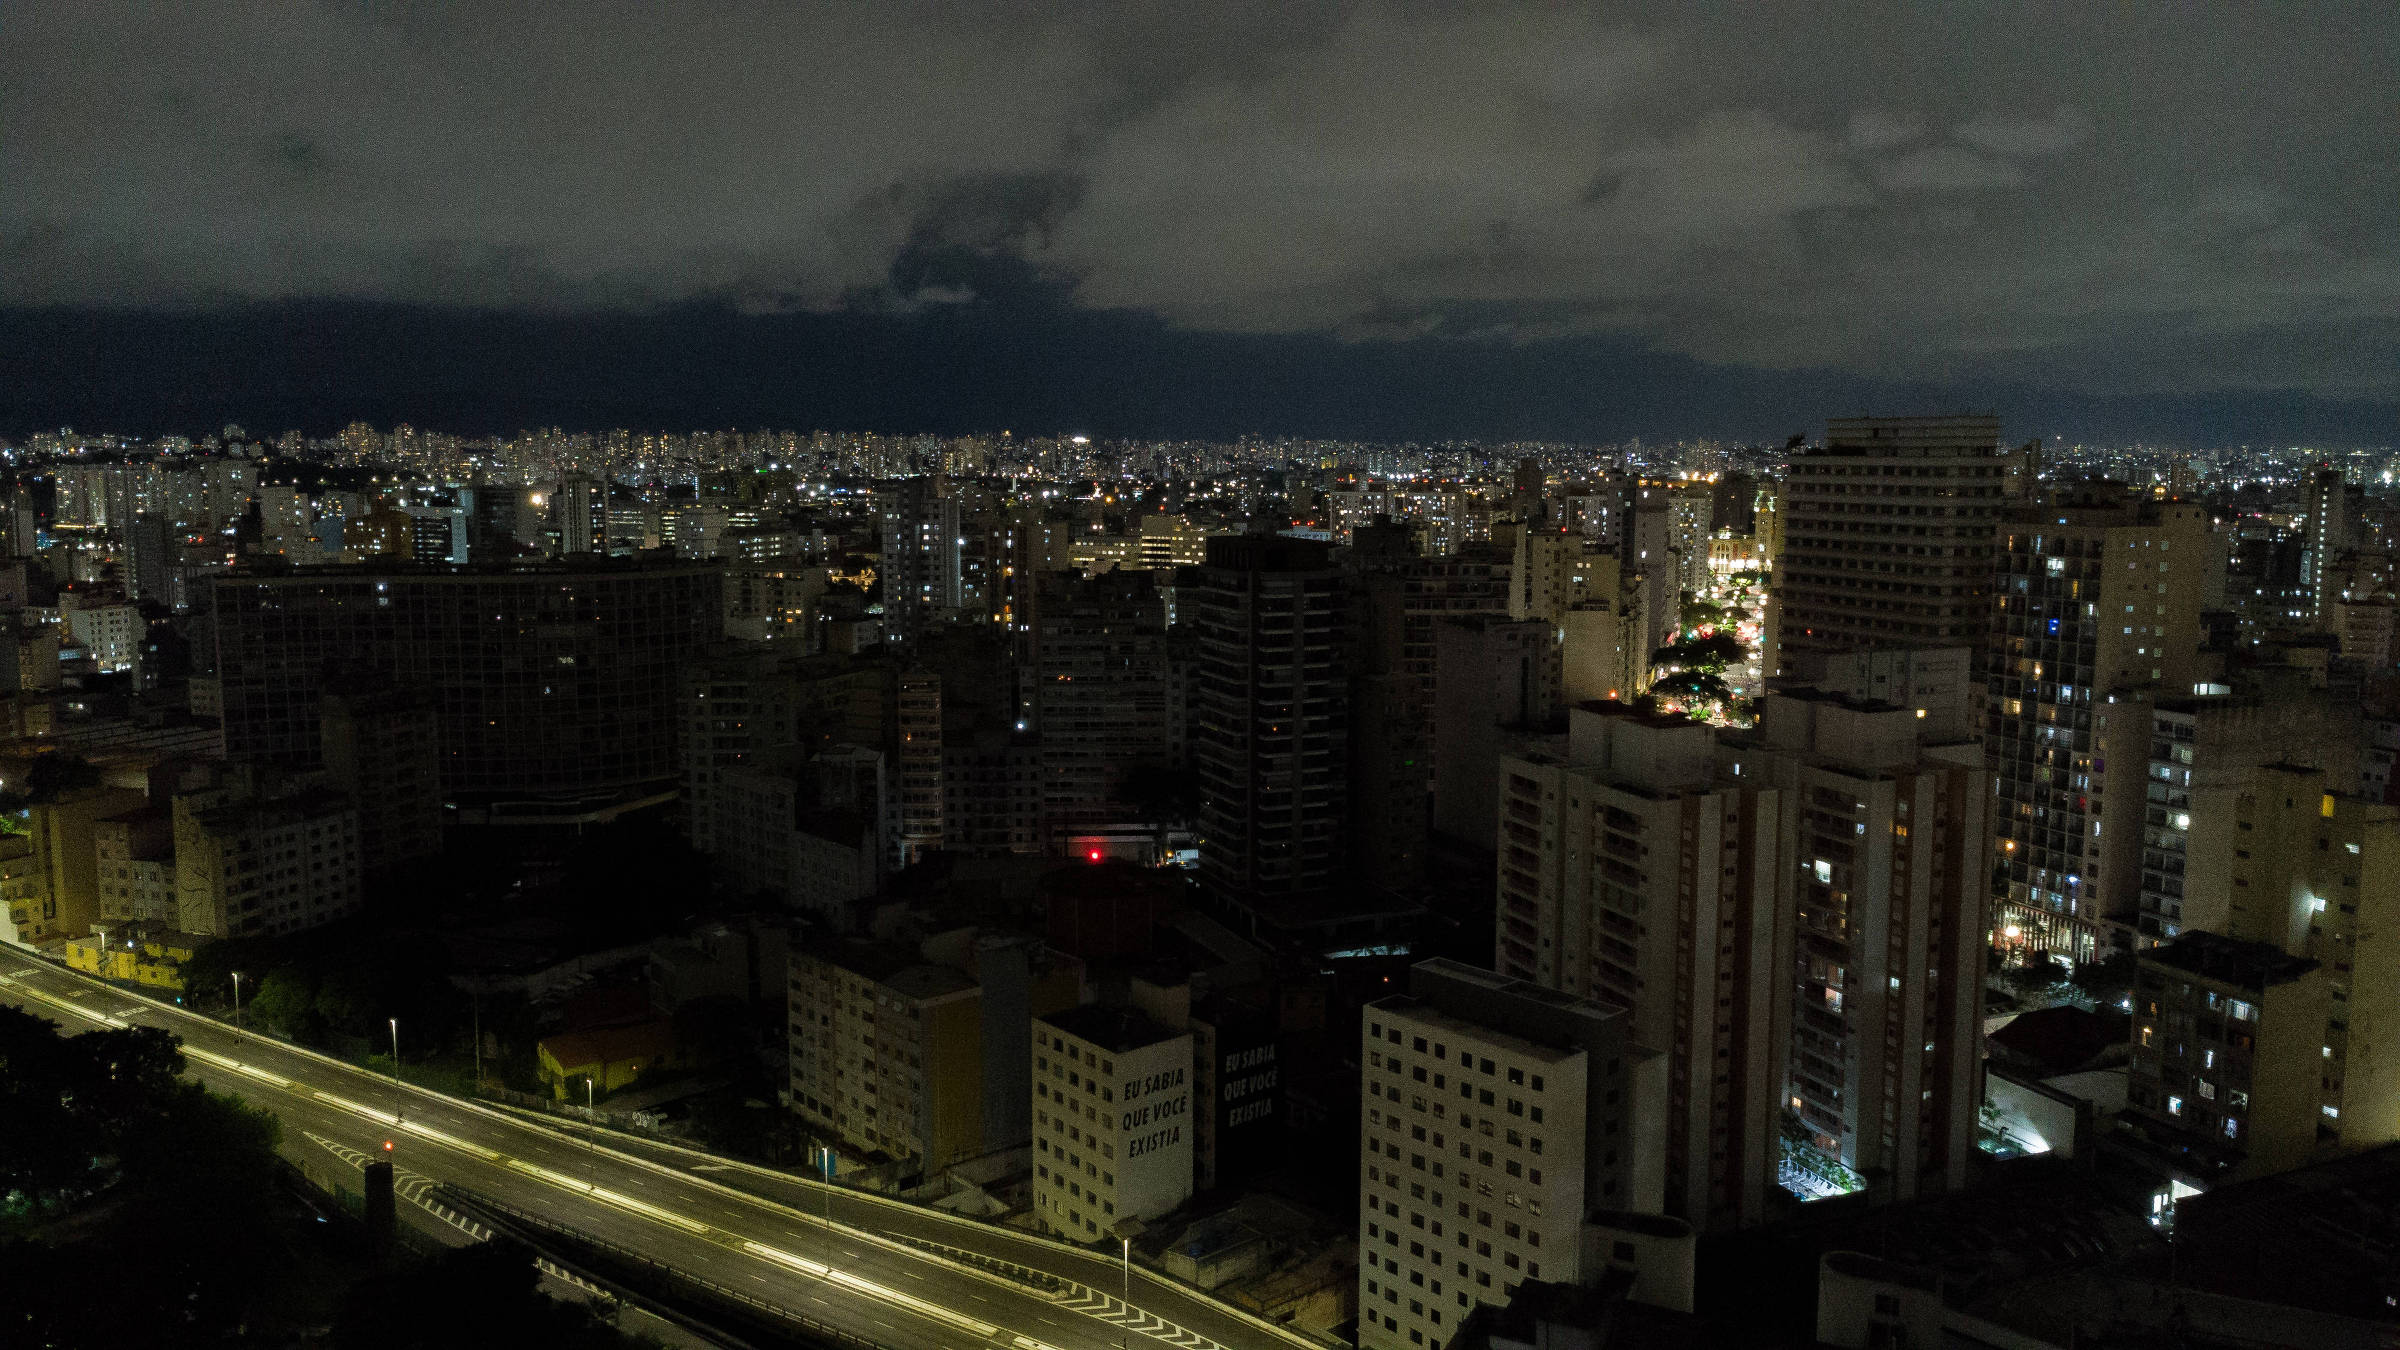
[
  {"left": 1110, "top": 1216, "right": 1145, "bottom": 1350},
  {"left": 230, "top": 971, "right": 243, "bottom": 1040},
  {"left": 388, "top": 1018, "right": 401, "bottom": 1123},
  {"left": 585, "top": 1075, "right": 598, "bottom": 1182},
  {"left": 818, "top": 1145, "right": 833, "bottom": 1230}
]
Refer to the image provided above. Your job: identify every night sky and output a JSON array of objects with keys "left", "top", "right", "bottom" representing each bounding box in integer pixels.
[{"left": 4, "top": 4, "right": 2395, "bottom": 444}]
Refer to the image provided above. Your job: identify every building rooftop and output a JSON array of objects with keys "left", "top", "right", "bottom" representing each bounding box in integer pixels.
[
  {"left": 1571, "top": 697, "right": 1710, "bottom": 730},
  {"left": 1040, "top": 1003, "right": 1184, "bottom": 1054},
  {"left": 804, "top": 940, "right": 977, "bottom": 1001},
  {"left": 1822, "top": 1249, "right": 1940, "bottom": 1291},
  {"left": 2143, "top": 930, "right": 2319, "bottom": 990},
  {"left": 2173, "top": 1142, "right": 2400, "bottom": 1323},
  {"left": 1586, "top": 1207, "right": 1693, "bottom": 1240}
]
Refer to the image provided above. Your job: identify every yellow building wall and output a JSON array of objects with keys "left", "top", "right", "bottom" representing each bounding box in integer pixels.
[
  {"left": 2241, "top": 968, "right": 2335, "bottom": 1180},
  {"left": 923, "top": 992, "right": 985, "bottom": 1171},
  {"left": 2322, "top": 804, "right": 2400, "bottom": 1150},
  {"left": 27, "top": 788, "right": 146, "bottom": 943},
  {"left": 537, "top": 1043, "right": 663, "bottom": 1097},
  {"left": 59, "top": 930, "right": 191, "bottom": 990}
]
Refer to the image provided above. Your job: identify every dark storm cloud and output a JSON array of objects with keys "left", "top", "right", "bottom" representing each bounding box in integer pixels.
[{"left": 3, "top": 2, "right": 2396, "bottom": 403}]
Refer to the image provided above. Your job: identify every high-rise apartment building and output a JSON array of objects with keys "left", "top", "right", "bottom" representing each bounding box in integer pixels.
[
  {"left": 202, "top": 460, "right": 259, "bottom": 533},
  {"left": 1031, "top": 1005, "right": 1194, "bottom": 1243},
  {"left": 94, "top": 807, "right": 176, "bottom": 925},
  {"left": 128, "top": 515, "right": 174, "bottom": 605},
  {"left": 1357, "top": 959, "right": 1663, "bottom": 1350},
  {"left": 1027, "top": 570, "right": 1185, "bottom": 842},
  {"left": 2135, "top": 678, "right": 2349, "bottom": 947},
  {"left": 790, "top": 941, "right": 986, "bottom": 1176},
  {"left": 553, "top": 475, "right": 605, "bottom": 555},
  {"left": 2135, "top": 761, "right": 2400, "bottom": 1159},
  {"left": 896, "top": 666, "right": 944, "bottom": 863},
  {"left": 2127, "top": 933, "right": 2329, "bottom": 1182},
  {"left": 1778, "top": 645, "right": 1978, "bottom": 741},
  {"left": 1728, "top": 693, "right": 1990, "bottom": 1209},
  {"left": 4, "top": 786, "right": 145, "bottom": 945},
  {"left": 1430, "top": 616, "right": 1559, "bottom": 848},
  {"left": 318, "top": 685, "right": 444, "bottom": 876},
  {"left": 64, "top": 598, "right": 142, "bottom": 673},
  {"left": 171, "top": 771, "right": 362, "bottom": 939},
  {"left": 879, "top": 476, "right": 963, "bottom": 642},
  {"left": 714, "top": 751, "right": 885, "bottom": 919},
  {"left": 259, "top": 485, "right": 310, "bottom": 542},
  {"left": 212, "top": 558, "right": 723, "bottom": 819},
  {"left": 940, "top": 722, "right": 1040, "bottom": 855},
  {"left": 681, "top": 650, "right": 819, "bottom": 859},
  {"left": 1771, "top": 416, "right": 2027, "bottom": 675},
  {"left": 408, "top": 508, "right": 469, "bottom": 564},
  {"left": 1631, "top": 479, "right": 1714, "bottom": 598},
  {"left": 2303, "top": 466, "right": 2349, "bottom": 623},
  {"left": 1189, "top": 536, "right": 1350, "bottom": 924},
  {"left": 53, "top": 466, "right": 108, "bottom": 529},
  {"left": 793, "top": 932, "right": 1080, "bottom": 1177},
  {"left": 1493, "top": 709, "right": 1783, "bottom": 1233},
  {"left": 1987, "top": 486, "right": 2209, "bottom": 960},
  {"left": 1495, "top": 692, "right": 1988, "bottom": 1228},
  {"left": 2228, "top": 774, "right": 2400, "bottom": 1157}
]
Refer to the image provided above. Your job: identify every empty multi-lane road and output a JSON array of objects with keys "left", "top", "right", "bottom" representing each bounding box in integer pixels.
[{"left": 0, "top": 946, "right": 1326, "bottom": 1350}]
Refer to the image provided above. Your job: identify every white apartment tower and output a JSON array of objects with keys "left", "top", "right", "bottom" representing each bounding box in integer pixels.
[
  {"left": 1358, "top": 960, "right": 1665, "bottom": 1350},
  {"left": 2303, "top": 466, "right": 2349, "bottom": 623},
  {"left": 1987, "top": 484, "right": 2208, "bottom": 961},
  {"left": 1496, "top": 692, "right": 1990, "bottom": 1224},
  {"left": 1493, "top": 703, "right": 1792, "bottom": 1230},
  {"left": 1724, "top": 692, "right": 1991, "bottom": 1207},
  {"left": 1031, "top": 1005, "right": 1195, "bottom": 1244}
]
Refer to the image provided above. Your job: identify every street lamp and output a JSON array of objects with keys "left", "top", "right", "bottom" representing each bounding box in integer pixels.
[
  {"left": 388, "top": 1018, "right": 402, "bottom": 1123},
  {"left": 230, "top": 971, "right": 244, "bottom": 1040},
  {"left": 1110, "top": 1217, "right": 1145, "bottom": 1350},
  {"left": 585, "top": 1075, "right": 598, "bottom": 1183},
  {"left": 817, "top": 1145, "right": 834, "bottom": 1231}
]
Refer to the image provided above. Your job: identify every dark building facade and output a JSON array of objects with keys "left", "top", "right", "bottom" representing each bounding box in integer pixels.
[
  {"left": 1771, "top": 416, "right": 2028, "bottom": 673},
  {"left": 1188, "top": 535, "right": 1350, "bottom": 922},
  {"left": 212, "top": 557, "right": 722, "bottom": 817},
  {"left": 1027, "top": 569, "right": 1186, "bottom": 843}
]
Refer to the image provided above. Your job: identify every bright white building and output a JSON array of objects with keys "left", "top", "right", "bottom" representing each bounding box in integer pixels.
[{"left": 1032, "top": 1005, "right": 1194, "bottom": 1243}]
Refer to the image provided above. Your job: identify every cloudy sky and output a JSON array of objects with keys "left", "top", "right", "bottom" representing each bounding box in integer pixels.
[{"left": 3, "top": 2, "right": 2395, "bottom": 442}]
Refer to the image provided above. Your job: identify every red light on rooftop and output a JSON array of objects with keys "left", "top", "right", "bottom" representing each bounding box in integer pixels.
[
  {"left": 1087, "top": 849, "right": 1103, "bottom": 862},
  {"left": 382, "top": 1140, "right": 395, "bottom": 1152}
]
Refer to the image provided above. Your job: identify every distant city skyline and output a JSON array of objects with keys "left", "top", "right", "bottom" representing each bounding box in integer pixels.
[{"left": 0, "top": 300, "right": 2394, "bottom": 450}]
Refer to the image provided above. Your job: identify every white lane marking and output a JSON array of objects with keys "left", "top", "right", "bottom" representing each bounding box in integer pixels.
[
  {"left": 504, "top": 1159, "right": 710, "bottom": 1234},
  {"left": 742, "top": 1241, "right": 1000, "bottom": 1339},
  {"left": 183, "top": 1045, "right": 295, "bottom": 1089},
  {"left": 400, "top": 1118, "right": 503, "bottom": 1162},
  {"left": 312, "top": 1090, "right": 400, "bottom": 1125}
]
